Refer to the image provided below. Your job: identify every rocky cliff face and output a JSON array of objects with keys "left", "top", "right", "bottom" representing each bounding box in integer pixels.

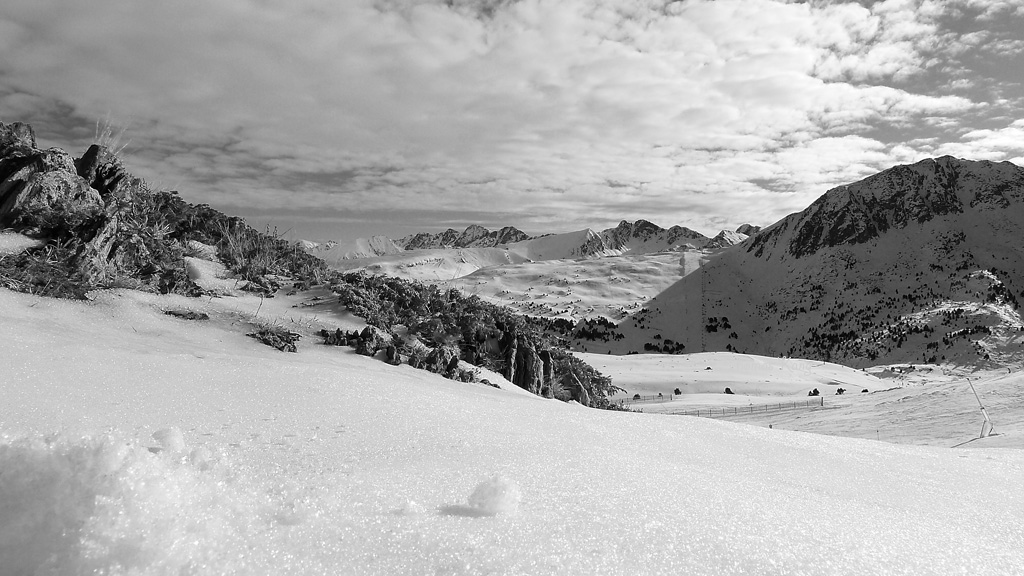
[{"left": 748, "top": 156, "right": 1024, "bottom": 259}]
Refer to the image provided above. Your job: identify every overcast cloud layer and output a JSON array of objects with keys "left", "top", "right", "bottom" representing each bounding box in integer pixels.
[{"left": 3, "top": 0, "right": 1024, "bottom": 240}]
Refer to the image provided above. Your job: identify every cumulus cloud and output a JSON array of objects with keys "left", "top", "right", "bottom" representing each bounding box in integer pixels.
[{"left": 0, "top": 0, "right": 1022, "bottom": 239}]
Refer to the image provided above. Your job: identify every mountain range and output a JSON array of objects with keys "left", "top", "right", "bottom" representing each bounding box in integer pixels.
[
  {"left": 579, "top": 156, "right": 1024, "bottom": 369},
  {"left": 303, "top": 220, "right": 758, "bottom": 263}
]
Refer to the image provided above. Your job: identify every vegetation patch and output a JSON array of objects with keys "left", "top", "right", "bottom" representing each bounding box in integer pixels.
[{"left": 247, "top": 324, "right": 301, "bottom": 353}]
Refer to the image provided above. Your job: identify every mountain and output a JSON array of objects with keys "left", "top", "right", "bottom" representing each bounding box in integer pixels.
[
  {"left": 399, "top": 224, "right": 530, "bottom": 250},
  {"left": 735, "top": 223, "right": 761, "bottom": 236},
  {"left": 577, "top": 157, "right": 1024, "bottom": 369},
  {"left": 704, "top": 229, "right": 748, "bottom": 249},
  {"left": 315, "top": 220, "right": 714, "bottom": 264},
  {"left": 504, "top": 220, "right": 711, "bottom": 261},
  {"left": 597, "top": 219, "right": 708, "bottom": 254},
  {"left": 303, "top": 235, "right": 404, "bottom": 262}
]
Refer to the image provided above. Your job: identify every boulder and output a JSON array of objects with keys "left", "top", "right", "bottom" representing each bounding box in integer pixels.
[
  {"left": 424, "top": 345, "right": 460, "bottom": 375},
  {"left": 0, "top": 146, "right": 102, "bottom": 230},
  {"left": 356, "top": 325, "right": 393, "bottom": 357},
  {"left": 0, "top": 121, "right": 36, "bottom": 153},
  {"left": 569, "top": 373, "right": 591, "bottom": 407},
  {"left": 75, "top": 144, "right": 124, "bottom": 195},
  {"left": 320, "top": 328, "right": 347, "bottom": 346}
]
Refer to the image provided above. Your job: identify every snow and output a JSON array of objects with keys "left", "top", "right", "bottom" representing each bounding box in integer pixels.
[
  {"left": 579, "top": 351, "right": 882, "bottom": 398},
  {"left": 506, "top": 229, "right": 614, "bottom": 260},
  {"left": 306, "top": 235, "right": 404, "bottom": 261},
  {"left": 0, "top": 230, "right": 43, "bottom": 254},
  {"left": 2, "top": 287, "right": 1024, "bottom": 574}
]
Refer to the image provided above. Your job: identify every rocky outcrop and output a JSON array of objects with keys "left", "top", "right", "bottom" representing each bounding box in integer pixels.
[
  {"left": 0, "top": 121, "right": 210, "bottom": 294},
  {"left": 0, "top": 123, "right": 103, "bottom": 231},
  {"left": 513, "top": 337, "right": 543, "bottom": 394},
  {"left": 567, "top": 373, "right": 591, "bottom": 407},
  {"left": 539, "top": 350, "right": 554, "bottom": 398},
  {"left": 424, "top": 345, "right": 460, "bottom": 376},
  {"left": 500, "top": 330, "right": 518, "bottom": 383},
  {"left": 735, "top": 224, "right": 761, "bottom": 236},
  {"left": 356, "top": 325, "right": 393, "bottom": 356}
]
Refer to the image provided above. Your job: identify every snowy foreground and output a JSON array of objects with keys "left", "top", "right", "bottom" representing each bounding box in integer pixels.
[{"left": 2, "top": 288, "right": 1024, "bottom": 575}]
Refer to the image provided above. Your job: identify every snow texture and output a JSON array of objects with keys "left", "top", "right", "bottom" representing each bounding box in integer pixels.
[
  {"left": 466, "top": 476, "right": 522, "bottom": 516},
  {"left": 2, "top": 287, "right": 1024, "bottom": 575}
]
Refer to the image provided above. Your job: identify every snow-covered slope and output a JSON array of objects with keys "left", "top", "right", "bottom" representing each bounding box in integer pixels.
[
  {"left": 301, "top": 235, "right": 404, "bottom": 261},
  {"left": 591, "top": 157, "right": 1024, "bottom": 369},
  {"left": 2, "top": 286, "right": 1023, "bottom": 574},
  {"left": 331, "top": 247, "right": 531, "bottom": 282},
  {"left": 505, "top": 228, "right": 614, "bottom": 260},
  {"left": 704, "top": 229, "right": 748, "bottom": 249},
  {"left": 449, "top": 252, "right": 691, "bottom": 321}
]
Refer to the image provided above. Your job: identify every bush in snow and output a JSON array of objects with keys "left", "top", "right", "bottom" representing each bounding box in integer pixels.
[{"left": 247, "top": 323, "right": 300, "bottom": 353}]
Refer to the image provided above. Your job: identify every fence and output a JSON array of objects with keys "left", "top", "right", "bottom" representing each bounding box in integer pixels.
[
  {"left": 664, "top": 398, "right": 824, "bottom": 418},
  {"left": 619, "top": 393, "right": 679, "bottom": 405}
]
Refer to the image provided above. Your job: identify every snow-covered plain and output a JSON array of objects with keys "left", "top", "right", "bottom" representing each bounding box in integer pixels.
[
  {"left": 578, "top": 352, "right": 1024, "bottom": 449},
  {"left": 3, "top": 286, "right": 1024, "bottom": 575}
]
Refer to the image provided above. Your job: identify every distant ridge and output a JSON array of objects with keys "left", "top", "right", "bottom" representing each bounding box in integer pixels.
[
  {"left": 308, "top": 220, "right": 745, "bottom": 263},
  {"left": 399, "top": 225, "right": 531, "bottom": 250}
]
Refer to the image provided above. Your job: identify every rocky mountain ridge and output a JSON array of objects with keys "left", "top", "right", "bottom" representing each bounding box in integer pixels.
[
  {"left": 399, "top": 224, "right": 531, "bottom": 250},
  {"left": 581, "top": 156, "right": 1024, "bottom": 370},
  {"left": 310, "top": 220, "right": 757, "bottom": 263}
]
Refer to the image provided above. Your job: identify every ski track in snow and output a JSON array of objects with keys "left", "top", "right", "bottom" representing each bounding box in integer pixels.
[{"left": 2, "top": 287, "right": 1024, "bottom": 575}]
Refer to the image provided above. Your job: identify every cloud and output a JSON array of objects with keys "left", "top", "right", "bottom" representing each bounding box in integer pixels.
[{"left": 0, "top": 0, "right": 1022, "bottom": 239}]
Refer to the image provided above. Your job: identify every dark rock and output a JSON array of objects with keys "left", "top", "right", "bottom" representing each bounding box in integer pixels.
[
  {"left": 539, "top": 350, "right": 554, "bottom": 398},
  {"left": 500, "top": 330, "right": 518, "bottom": 383},
  {"left": 0, "top": 146, "right": 102, "bottom": 230},
  {"left": 320, "top": 328, "right": 347, "bottom": 346},
  {"left": 424, "top": 345, "right": 460, "bottom": 375},
  {"left": 0, "top": 121, "right": 36, "bottom": 153},
  {"left": 164, "top": 309, "right": 209, "bottom": 321},
  {"left": 356, "top": 325, "right": 393, "bottom": 356},
  {"left": 75, "top": 144, "right": 125, "bottom": 196},
  {"left": 513, "top": 337, "right": 543, "bottom": 394},
  {"left": 385, "top": 345, "right": 401, "bottom": 366}
]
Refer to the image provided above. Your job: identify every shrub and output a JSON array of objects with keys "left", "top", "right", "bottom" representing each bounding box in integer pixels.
[{"left": 247, "top": 323, "right": 300, "bottom": 352}]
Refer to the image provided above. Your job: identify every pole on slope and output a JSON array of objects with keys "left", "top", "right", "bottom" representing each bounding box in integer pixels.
[{"left": 966, "top": 378, "right": 995, "bottom": 438}]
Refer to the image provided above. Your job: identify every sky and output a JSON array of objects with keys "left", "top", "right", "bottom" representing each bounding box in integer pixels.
[{"left": 3, "top": 0, "right": 1024, "bottom": 242}]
